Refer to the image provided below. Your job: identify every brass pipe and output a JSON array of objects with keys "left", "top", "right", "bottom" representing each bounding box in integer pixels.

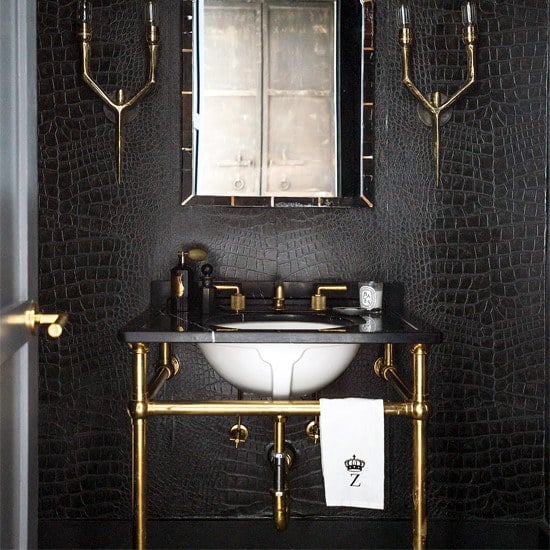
[
  {"left": 271, "top": 415, "right": 290, "bottom": 531},
  {"left": 145, "top": 400, "right": 417, "bottom": 417},
  {"left": 384, "top": 341, "right": 393, "bottom": 367},
  {"left": 382, "top": 368, "right": 412, "bottom": 401},
  {"left": 411, "top": 343, "right": 428, "bottom": 550},
  {"left": 274, "top": 415, "right": 285, "bottom": 454},
  {"left": 159, "top": 341, "right": 170, "bottom": 367},
  {"left": 412, "top": 344, "right": 427, "bottom": 403},
  {"left": 272, "top": 491, "right": 289, "bottom": 532},
  {"left": 147, "top": 343, "right": 179, "bottom": 400},
  {"left": 129, "top": 343, "right": 149, "bottom": 550},
  {"left": 147, "top": 367, "right": 170, "bottom": 401},
  {"left": 374, "top": 343, "right": 412, "bottom": 400}
]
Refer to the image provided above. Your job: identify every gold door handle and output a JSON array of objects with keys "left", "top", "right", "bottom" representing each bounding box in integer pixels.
[{"left": 25, "top": 302, "right": 68, "bottom": 338}]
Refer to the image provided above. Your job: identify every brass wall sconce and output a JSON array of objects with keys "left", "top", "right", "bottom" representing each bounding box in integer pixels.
[
  {"left": 397, "top": 2, "right": 477, "bottom": 185},
  {"left": 77, "top": 0, "right": 159, "bottom": 183}
]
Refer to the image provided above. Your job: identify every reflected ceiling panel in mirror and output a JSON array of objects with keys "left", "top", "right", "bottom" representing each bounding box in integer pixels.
[{"left": 181, "top": 0, "right": 374, "bottom": 207}]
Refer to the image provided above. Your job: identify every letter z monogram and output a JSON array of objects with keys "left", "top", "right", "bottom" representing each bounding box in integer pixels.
[{"left": 349, "top": 473, "right": 362, "bottom": 487}]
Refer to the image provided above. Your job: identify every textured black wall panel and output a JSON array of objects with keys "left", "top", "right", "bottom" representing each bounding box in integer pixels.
[{"left": 37, "top": 0, "right": 547, "bottom": 522}]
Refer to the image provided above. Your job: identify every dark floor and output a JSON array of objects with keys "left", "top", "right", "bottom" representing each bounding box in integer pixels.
[{"left": 39, "top": 518, "right": 549, "bottom": 549}]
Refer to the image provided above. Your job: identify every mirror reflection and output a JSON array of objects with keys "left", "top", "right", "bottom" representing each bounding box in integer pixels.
[{"left": 181, "top": 0, "right": 374, "bottom": 207}]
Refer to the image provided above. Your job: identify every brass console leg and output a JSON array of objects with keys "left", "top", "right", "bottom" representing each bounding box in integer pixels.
[
  {"left": 411, "top": 343, "right": 428, "bottom": 550},
  {"left": 130, "top": 343, "right": 149, "bottom": 550}
]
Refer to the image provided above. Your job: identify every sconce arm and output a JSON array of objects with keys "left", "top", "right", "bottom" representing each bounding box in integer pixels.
[
  {"left": 123, "top": 41, "right": 159, "bottom": 110},
  {"left": 77, "top": 18, "right": 159, "bottom": 184},
  {"left": 80, "top": 38, "right": 158, "bottom": 112},
  {"left": 439, "top": 42, "right": 476, "bottom": 112},
  {"left": 402, "top": 40, "right": 476, "bottom": 117},
  {"left": 80, "top": 41, "right": 118, "bottom": 110},
  {"left": 401, "top": 44, "right": 437, "bottom": 115}
]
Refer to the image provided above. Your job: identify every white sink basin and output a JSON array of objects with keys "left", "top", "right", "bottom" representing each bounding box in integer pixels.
[{"left": 198, "top": 317, "right": 360, "bottom": 399}]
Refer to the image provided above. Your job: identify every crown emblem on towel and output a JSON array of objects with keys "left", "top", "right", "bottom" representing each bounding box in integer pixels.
[{"left": 344, "top": 455, "right": 365, "bottom": 472}]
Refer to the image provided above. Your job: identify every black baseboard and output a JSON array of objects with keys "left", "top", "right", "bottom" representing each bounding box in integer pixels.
[{"left": 38, "top": 518, "right": 549, "bottom": 549}]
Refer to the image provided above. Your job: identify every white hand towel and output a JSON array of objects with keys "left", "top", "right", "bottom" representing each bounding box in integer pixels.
[{"left": 320, "top": 398, "right": 384, "bottom": 509}]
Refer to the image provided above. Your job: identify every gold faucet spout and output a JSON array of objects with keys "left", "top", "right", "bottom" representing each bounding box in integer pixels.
[
  {"left": 273, "top": 284, "right": 285, "bottom": 311},
  {"left": 311, "top": 284, "right": 347, "bottom": 311},
  {"left": 213, "top": 284, "right": 246, "bottom": 312}
]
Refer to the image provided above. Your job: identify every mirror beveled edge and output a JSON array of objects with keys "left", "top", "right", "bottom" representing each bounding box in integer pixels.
[{"left": 180, "top": 0, "right": 374, "bottom": 208}]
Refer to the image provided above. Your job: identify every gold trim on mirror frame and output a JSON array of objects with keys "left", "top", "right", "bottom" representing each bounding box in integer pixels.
[{"left": 180, "top": 0, "right": 376, "bottom": 207}]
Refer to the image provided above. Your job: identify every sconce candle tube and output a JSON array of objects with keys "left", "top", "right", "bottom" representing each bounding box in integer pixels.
[
  {"left": 144, "top": 0, "right": 159, "bottom": 44},
  {"left": 461, "top": 1, "right": 477, "bottom": 44},
  {"left": 461, "top": 1, "right": 477, "bottom": 26},
  {"left": 397, "top": 5, "right": 412, "bottom": 46},
  {"left": 145, "top": 0, "right": 159, "bottom": 46},
  {"left": 396, "top": 4, "right": 411, "bottom": 29},
  {"left": 145, "top": 0, "right": 158, "bottom": 25},
  {"left": 77, "top": 0, "right": 92, "bottom": 25}
]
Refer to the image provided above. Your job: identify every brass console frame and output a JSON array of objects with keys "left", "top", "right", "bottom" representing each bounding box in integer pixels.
[{"left": 127, "top": 341, "right": 429, "bottom": 550}]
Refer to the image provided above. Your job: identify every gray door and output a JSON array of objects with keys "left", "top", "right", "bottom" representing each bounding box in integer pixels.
[{"left": 0, "top": 1, "right": 38, "bottom": 547}]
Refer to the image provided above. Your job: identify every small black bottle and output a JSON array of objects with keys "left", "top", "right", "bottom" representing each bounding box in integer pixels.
[
  {"left": 170, "top": 251, "right": 190, "bottom": 314},
  {"left": 201, "top": 263, "right": 216, "bottom": 316}
]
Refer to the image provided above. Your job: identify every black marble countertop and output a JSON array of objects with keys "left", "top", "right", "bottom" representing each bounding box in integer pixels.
[{"left": 118, "top": 304, "right": 442, "bottom": 345}]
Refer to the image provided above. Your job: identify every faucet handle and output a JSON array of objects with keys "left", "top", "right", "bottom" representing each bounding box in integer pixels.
[
  {"left": 311, "top": 284, "right": 347, "bottom": 311},
  {"left": 214, "top": 284, "right": 246, "bottom": 312}
]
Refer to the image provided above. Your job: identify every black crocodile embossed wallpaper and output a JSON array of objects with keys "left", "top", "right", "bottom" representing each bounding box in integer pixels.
[{"left": 37, "top": 0, "right": 547, "bottom": 528}]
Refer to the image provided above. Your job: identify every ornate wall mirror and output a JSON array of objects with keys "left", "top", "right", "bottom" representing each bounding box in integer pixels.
[{"left": 181, "top": 0, "right": 374, "bottom": 207}]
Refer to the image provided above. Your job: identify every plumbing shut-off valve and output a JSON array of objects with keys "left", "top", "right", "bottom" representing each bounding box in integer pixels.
[
  {"left": 229, "top": 390, "right": 249, "bottom": 447},
  {"left": 229, "top": 421, "right": 249, "bottom": 447}
]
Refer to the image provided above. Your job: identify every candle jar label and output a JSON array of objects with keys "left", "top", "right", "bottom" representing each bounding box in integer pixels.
[{"left": 358, "top": 281, "right": 383, "bottom": 311}]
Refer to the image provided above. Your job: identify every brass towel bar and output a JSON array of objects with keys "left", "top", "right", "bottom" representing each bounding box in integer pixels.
[{"left": 142, "top": 399, "right": 426, "bottom": 418}]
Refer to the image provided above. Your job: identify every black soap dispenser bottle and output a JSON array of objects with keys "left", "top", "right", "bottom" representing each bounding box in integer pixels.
[{"left": 170, "top": 250, "right": 191, "bottom": 314}]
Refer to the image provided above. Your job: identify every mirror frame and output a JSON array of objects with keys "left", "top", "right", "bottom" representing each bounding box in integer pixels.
[{"left": 180, "top": 0, "right": 374, "bottom": 207}]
